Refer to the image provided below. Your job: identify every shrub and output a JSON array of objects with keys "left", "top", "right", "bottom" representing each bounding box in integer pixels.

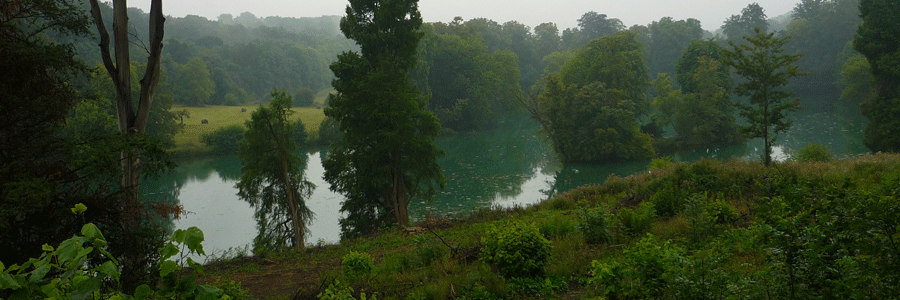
[
  {"left": 316, "top": 117, "right": 342, "bottom": 146},
  {"left": 591, "top": 234, "right": 685, "bottom": 299},
  {"left": 200, "top": 124, "right": 244, "bottom": 154},
  {"left": 481, "top": 220, "right": 552, "bottom": 278},
  {"left": 539, "top": 214, "right": 577, "bottom": 240},
  {"left": 648, "top": 156, "right": 674, "bottom": 170},
  {"left": 793, "top": 143, "right": 833, "bottom": 162},
  {"left": 577, "top": 206, "right": 612, "bottom": 244},
  {"left": 616, "top": 201, "right": 656, "bottom": 237},
  {"left": 294, "top": 87, "right": 315, "bottom": 107},
  {"left": 342, "top": 251, "right": 375, "bottom": 283},
  {"left": 651, "top": 186, "right": 684, "bottom": 218}
]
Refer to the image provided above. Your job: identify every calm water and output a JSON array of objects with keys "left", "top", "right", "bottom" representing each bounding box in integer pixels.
[{"left": 143, "top": 109, "right": 869, "bottom": 255}]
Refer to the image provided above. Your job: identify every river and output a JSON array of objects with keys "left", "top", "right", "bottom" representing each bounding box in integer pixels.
[{"left": 142, "top": 108, "right": 869, "bottom": 256}]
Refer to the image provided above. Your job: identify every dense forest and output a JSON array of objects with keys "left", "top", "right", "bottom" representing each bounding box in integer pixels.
[{"left": 2, "top": 0, "right": 899, "bottom": 299}]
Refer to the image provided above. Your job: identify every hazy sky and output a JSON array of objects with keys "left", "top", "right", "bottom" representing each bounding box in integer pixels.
[{"left": 129, "top": 0, "right": 801, "bottom": 32}]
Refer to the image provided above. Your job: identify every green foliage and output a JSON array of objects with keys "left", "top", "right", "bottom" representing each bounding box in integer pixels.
[
  {"left": 0, "top": 205, "right": 223, "bottom": 300},
  {"left": 723, "top": 28, "right": 804, "bottom": 166},
  {"left": 538, "top": 214, "right": 577, "bottom": 240},
  {"left": 838, "top": 54, "right": 875, "bottom": 105},
  {"left": 325, "top": 0, "right": 445, "bottom": 237},
  {"left": 237, "top": 89, "right": 314, "bottom": 250},
  {"left": 200, "top": 124, "right": 245, "bottom": 155},
  {"left": 721, "top": 3, "right": 768, "bottom": 45},
  {"left": 172, "top": 57, "right": 216, "bottom": 106},
  {"left": 481, "top": 221, "right": 552, "bottom": 278},
  {"left": 537, "top": 31, "right": 654, "bottom": 162},
  {"left": 650, "top": 186, "right": 684, "bottom": 218},
  {"left": 342, "top": 251, "right": 376, "bottom": 283},
  {"left": 318, "top": 280, "right": 377, "bottom": 300},
  {"left": 641, "top": 17, "right": 704, "bottom": 80},
  {"left": 577, "top": 206, "right": 613, "bottom": 244},
  {"left": 294, "top": 88, "right": 316, "bottom": 107},
  {"left": 292, "top": 119, "right": 309, "bottom": 147},
  {"left": 315, "top": 117, "right": 343, "bottom": 146},
  {"left": 415, "top": 28, "right": 523, "bottom": 131},
  {"left": 652, "top": 65, "right": 741, "bottom": 148},
  {"left": 616, "top": 202, "right": 656, "bottom": 238},
  {"left": 676, "top": 40, "right": 731, "bottom": 94},
  {"left": 854, "top": 0, "right": 900, "bottom": 152},
  {"left": 591, "top": 234, "right": 686, "bottom": 299},
  {"left": 793, "top": 143, "right": 833, "bottom": 162}
]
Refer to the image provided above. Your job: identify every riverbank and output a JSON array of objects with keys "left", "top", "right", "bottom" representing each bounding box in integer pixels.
[
  {"left": 170, "top": 105, "right": 326, "bottom": 157},
  {"left": 197, "top": 153, "right": 900, "bottom": 299}
]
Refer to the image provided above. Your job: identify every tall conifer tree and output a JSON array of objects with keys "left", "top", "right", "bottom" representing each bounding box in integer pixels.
[{"left": 324, "top": 0, "right": 444, "bottom": 237}]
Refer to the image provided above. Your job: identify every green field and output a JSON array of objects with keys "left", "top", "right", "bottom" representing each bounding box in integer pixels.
[{"left": 172, "top": 105, "right": 326, "bottom": 155}]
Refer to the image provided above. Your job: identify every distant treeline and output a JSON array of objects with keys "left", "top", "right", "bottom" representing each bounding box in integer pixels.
[{"left": 68, "top": 0, "right": 864, "bottom": 133}]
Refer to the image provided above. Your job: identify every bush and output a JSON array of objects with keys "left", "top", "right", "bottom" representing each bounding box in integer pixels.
[
  {"left": 200, "top": 124, "right": 244, "bottom": 154},
  {"left": 577, "top": 206, "right": 612, "bottom": 244},
  {"left": 481, "top": 220, "right": 552, "bottom": 278},
  {"left": 793, "top": 143, "right": 833, "bottom": 162},
  {"left": 616, "top": 201, "right": 656, "bottom": 237},
  {"left": 651, "top": 186, "right": 684, "bottom": 218},
  {"left": 539, "top": 214, "right": 577, "bottom": 240},
  {"left": 342, "top": 251, "right": 375, "bottom": 283},
  {"left": 591, "top": 234, "right": 686, "bottom": 299}
]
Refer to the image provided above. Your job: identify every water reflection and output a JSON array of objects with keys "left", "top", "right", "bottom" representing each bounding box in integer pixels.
[{"left": 145, "top": 110, "right": 868, "bottom": 256}]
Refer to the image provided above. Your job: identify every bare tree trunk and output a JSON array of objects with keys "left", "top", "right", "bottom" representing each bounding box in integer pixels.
[
  {"left": 88, "top": 0, "right": 165, "bottom": 291},
  {"left": 279, "top": 153, "right": 305, "bottom": 248}
]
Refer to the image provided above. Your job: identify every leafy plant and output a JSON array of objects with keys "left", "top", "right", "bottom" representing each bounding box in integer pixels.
[
  {"left": 792, "top": 143, "right": 833, "bottom": 162},
  {"left": 577, "top": 206, "right": 612, "bottom": 244},
  {"left": 317, "top": 280, "right": 377, "bottom": 300},
  {"left": 342, "top": 251, "right": 375, "bottom": 283},
  {"left": 591, "top": 234, "right": 686, "bottom": 299},
  {"left": 616, "top": 201, "right": 656, "bottom": 237},
  {"left": 481, "top": 221, "right": 552, "bottom": 278}
]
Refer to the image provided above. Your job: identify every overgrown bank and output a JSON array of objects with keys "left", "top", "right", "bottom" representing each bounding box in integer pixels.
[{"left": 200, "top": 153, "right": 900, "bottom": 299}]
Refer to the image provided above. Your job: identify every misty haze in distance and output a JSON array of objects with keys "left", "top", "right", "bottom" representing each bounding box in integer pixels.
[{"left": 130, "top": 0, "right": 801, "bottom": 31}]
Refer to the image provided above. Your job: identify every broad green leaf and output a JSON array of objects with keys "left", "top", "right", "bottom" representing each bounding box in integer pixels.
[
  {"left": 194, "top": 284, "right": 221, "bottom": 300},
  {"left": 158, "top": 243, "right": 178, "bottom": 260},
  {"left": 185, "top": 227, "right": 205, "bottom": 254},
  {"left": 56, "top": 238, "right": 82, "bottom": 265},
  {"left": 29, "top": 265, "right": 50, "bottom": 283},
  {"left": 41, "top": 244, "right": 54, "bottom": 252},
  {"left": 159, "top": 260, "right": 177, "bottom": 277},
  {"left": 134, "top": 284, "right": 155, "bottom": 300},
  {"left": 70, "top": 277, "right": 101, "bottom": 300},
  {"left": 0, "top": 272, "right": 22, "bottom": 289},
  {"left": 172, "top": 229, "right": 186, "bottom": 244},
  {"left": 98, "top": 261, "right": 120, "bottom": 281},
  {"left": 80, "top": 223, "right": 105, "bottom": 241}
]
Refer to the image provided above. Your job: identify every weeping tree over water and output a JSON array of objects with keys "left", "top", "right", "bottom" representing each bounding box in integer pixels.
[
  {"left": 324, "top": 0, "right": 445, "bottom": 237},
  {"left": 237, "top": 89, "right": 313, "bottom": 251}
]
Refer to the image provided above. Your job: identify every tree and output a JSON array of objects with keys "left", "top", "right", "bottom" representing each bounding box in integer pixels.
[
  {"left": 676, "top": 40, "right": 732, "bottom": 94},
  {"left": 172, "top": 57, "right": 215, "bottom": 106},
  {"left": 653, "top": 58, "right": 742, "bottom": 147},
  {"left": 721, "top": 3, "right": 768, "bottom": 45},
  {"left": 643, "top": 17, "right": 704, "bottom": 81},
  {"left": 294, "top": 87, "right": 315, "bottom": 107},
  {"left": 324, "top": 0, "right": 445, "bottom": 237},
  {"left": 535, "top": 31, "right": 654, "bottom": 162},
  {"left": 723, "top": 28, "right": 804, "bottom": 166},
  {"left": 237, "top": 90, "right": 313, "bottom": 250},
  {"left": 1, "top": 0, "right": 90, "bottom": 267},
  {"left": 87, "top": 0, "right": 166, "bottom": 288},
  {"left": 853, "top": 0, "right": 900, "bottom": 152}
]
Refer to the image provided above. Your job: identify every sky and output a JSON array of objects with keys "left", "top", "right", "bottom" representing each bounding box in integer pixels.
[{"left": 129, "top": 0, "right": 801, "bottom": 32}]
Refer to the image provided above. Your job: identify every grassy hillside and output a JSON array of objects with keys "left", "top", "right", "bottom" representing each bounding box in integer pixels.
[
  {"left": 199, "top": 153, "right": 900, "bottom": 299},
  {"left": 171, "top": 105, "right": 326, "bottom": 156}
]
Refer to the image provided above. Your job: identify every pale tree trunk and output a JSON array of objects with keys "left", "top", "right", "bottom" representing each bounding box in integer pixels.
[
  {"left": 264, "top": 114, "right": 305, "bottom": 249},
  {"left": 88, "top": 0, "right": 164, "bottom": 291},
  {"left": 392, "top": 148, "right": 410, "bottom": 227}
]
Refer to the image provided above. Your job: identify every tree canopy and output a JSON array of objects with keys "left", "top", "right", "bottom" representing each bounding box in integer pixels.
[
  {"left": 853, "top": 0, "right": 900, "bottom": 152},
  {"left": 724, "top": 28, "right": 804, "bottom": 166},
  {"left": 324, "top": 0, "right": 445, "bottom": 237},
  {"left": 237, "top": 90, "right": 313, "bottom": 251},
  {"left": 536, "top": 31, "right": 654, "bottom": 162}
]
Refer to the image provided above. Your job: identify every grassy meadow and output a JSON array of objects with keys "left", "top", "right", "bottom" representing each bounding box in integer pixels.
[{"left": 171, "top": 105, "right": 326, "bottom": 156}]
